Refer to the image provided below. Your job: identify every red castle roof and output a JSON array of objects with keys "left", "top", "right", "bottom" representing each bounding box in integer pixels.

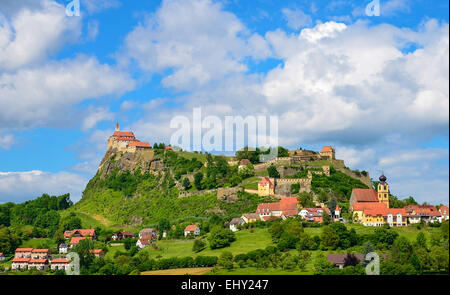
[
  {"left": 259, "top": 177, "right": 274, "bottom": 189},
  {"left": 129, "top": 141, "right": 152, "bottom": 148}
]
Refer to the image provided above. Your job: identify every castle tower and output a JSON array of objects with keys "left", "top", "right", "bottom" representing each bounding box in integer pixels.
[
  {"left": 115, "top": 122, "right": 120, "bottom": 132},
  {"left": 377, "top": 174, "right": 389, "bottom": 208}
]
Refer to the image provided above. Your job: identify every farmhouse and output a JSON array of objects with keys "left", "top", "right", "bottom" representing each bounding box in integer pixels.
[
  {"left": 327, "top": 253, "right": 364, "bottom": 269},
  {"left": 184, "top": 225, "right": 200, "bottom": 237},
  {"left": 112, "top": 231, "right": 135, "bottom": 241},
  {"left": 298, "top": 208, "right": 330, "bottom": 223},
  {"left": 256, "top": 197, "right": 299, "bottom": 219},
  {"left": 405, "top": 205, "right": 442, "bottom": 224},
  {"left": 64, "top": 229, "right": 96, "bottom": 239}
]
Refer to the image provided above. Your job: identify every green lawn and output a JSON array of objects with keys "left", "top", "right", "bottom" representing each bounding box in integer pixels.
[
  {"left": 209, "top": 267, "right": 313, "bottom": 275},
  {"left": 241, "top": 182, "right": 259, "bottom": 190},
  {"left": 143, "top": 228, "right": 274, "bottom": 259},
  {"left": 20, "top": 238, "right": 57, "bottom": 249}
]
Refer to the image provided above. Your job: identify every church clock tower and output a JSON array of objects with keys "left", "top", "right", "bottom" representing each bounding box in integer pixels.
[{"left": 377, "top": 174, "right": 389, "bottom": 208}]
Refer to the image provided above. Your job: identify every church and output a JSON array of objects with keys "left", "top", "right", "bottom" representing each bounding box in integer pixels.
[{"left": 107, "top": 123, "right": 152, "bottom": 153}]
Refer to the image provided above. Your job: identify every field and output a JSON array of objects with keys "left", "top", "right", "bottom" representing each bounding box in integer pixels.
[{"left": 143, "top": 228, "right": 274, "bottom": 259}]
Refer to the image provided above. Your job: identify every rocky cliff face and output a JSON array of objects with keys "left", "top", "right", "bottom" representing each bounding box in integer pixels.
[{"left": 97, "top": 148, "right": 163, "bottom": 178}]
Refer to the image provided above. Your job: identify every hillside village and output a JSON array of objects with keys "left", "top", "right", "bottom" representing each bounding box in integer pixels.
[{"left": 1, "top": 124, "right": 448, "bottom": 275}]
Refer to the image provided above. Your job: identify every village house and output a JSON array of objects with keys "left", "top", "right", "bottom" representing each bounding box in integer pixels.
[
  {"left": 0, "top": 252, "right": 4, "bottom": 261},
  {"left": 184, "top": 225, "right": 200, "bottom": 237},
  {"left": 136, "top": 228, "right": 158, "bottom": 249},
  {"left": 362, "top": 208, "right": 408, "bottom": 227},
  {"left": 59, "top": 243, "right": 69, "bottom": 254},
  {"left": 11, "top": 258, "right": 30, "bottom": 270},
  {"left": 334, "top": 205, "right": 341, "bottom": 219},
  {"left": 255, "top": 197, "right": 299, "bottom": 220},
  {"left": 50, "top": 258, "right": 71, "bottom": 271},
  {"left": 31, "top": 249, "right": 49, "bottom": 259},
  {"left": 440, "top": 205, "right": 449, "bottom": 221},
  {"left": 327, "top": 253, "right": 364, "bottom": 269},
  {"left": 241, "top": 213, "right": 260, "bottom": 223},
  {"left": 64, "top": 229, "right": 96, "bottom": 240},
  {"left": 112, "top": 231, "right": 135, "bottom": 241},
  {"left": 229, "top": 218, "right": 245, "bottom": 232},
  {"left": 89, "top": 249, "right": 105, "bottom": 258},
  {"left": 257, "top": 177, "right": 275, "bottom": 197},
  {"left": 298, "top": 208, "right": 330, "bottom": 223},
  {"left": 70, "top": 236, "right": 93, "bottom": 249},
  {"left": 28, "top": 258, "right": 49, "bottom": 270},
  {"left": 405, "top": 205, "right": 442, "bottom": 224},
  {"left": 14, "top": 248, "right": 33, "bottom": 258},
  {"left": 352, "top": 202, "right": 388, "bottom": 223}
]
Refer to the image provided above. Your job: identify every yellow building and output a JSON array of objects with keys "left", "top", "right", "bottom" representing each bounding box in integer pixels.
[
  {"left": 258, "top": 177, "right": 275, "bottom": 196},
  {"left": 241, "top": 213, "right": 260, "bottom": 223},
  {"left": 377, "top": 174, "right": 390, "bottom": 208}
]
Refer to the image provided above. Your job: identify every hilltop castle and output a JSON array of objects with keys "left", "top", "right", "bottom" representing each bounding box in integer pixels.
[{"left": 107, "top": 123, "right": 152, "bottom": 153}]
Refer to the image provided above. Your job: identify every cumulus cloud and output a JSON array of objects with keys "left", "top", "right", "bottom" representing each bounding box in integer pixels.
[
  {"left": 0, "top": 170, "right": 88, "bottom": 203},
  {"left": 82, "top": 107, "right": 114, "bottom": 130},
  {"left": 123, "top": 0, "right": 270, "bottom": 91},
  {"left": 0, "top": 0, "right": 81, "bottom": 71},
  {"left": 0, "top": 56, "right": 135, "bottom": 130}
]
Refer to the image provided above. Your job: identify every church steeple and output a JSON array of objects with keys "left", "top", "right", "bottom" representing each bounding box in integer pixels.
[
  {"left": 377, "top": 173, "right": 389, "bottom": 208},
  {"left": 115, "top": 122, "right": 120, "bottom": 131}
]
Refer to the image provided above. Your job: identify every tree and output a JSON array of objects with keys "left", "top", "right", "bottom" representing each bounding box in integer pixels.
[
  {"left": 194, "top": 172, "right": 204, "bottom": 190},
  {"left": 218, "top": 251, "right": 234, "bottom": 270},
  {"left": 182, "top": 178, "right": 192, "bottom": 190},
  {"left": 322, "top": 210, "right": 331, "bottom": 225},
  {"left": 297, "top": 192, "right": 315, "bottom": 208},
  {"left": 415, "top": 232, "right": 427, "bottom": 249},
  {"left": 327, "top": 197, "right": 337, "bottom": 216},
  {"left": 192, "top": 239, "right": 206, "bottom": 253},
  {"left": 208, "top": 228, "right": 236, "bottom": 249},
  {"left": 362, "top": 242, "right": 375, "bottom": 266},
  {"left": 321, "top": 226, "right": 339, "bottom": 250},
  {"left": 73, "top": 238, "right": 95, "bottom": 271},
  {"left": 267, "top": 165, "right": 280, "bottom": 178}
]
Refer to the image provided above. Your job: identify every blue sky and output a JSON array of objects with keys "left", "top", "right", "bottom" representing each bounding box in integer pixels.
[{"left": 0, "top": 0, "right": 448, "bottom": 204}]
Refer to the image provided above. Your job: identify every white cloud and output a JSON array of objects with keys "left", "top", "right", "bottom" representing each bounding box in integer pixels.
[
  {"left": 82, "top": 107, "right": 114, "bottom": 130},
  {"left": 0, "top": 56, "right": 135, "bottom": 130},
  {"left": 282, "top": 8, "right": 313, "bottom": 30},
  {"left": 0, "top": 0, "right": 81, "bottom": 71},
  {"left": 0, "top": 170, "right": 88, "bottom": 203},
  {"left": 0, "top": 133, "right": 16, "bottom": 149},
  {"left": 382, "top": 0, "right": 411, "bottom": 16},
  {"left": 87, "top": 20, "right": 99, "bottom": 40},
  {"left": 123, "top": 0, "right": 269, "bottom": 91}
]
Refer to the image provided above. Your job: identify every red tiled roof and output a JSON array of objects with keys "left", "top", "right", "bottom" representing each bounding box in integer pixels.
[
  {"left": 51, "top": 258, "right": 69, "bottom": 264},
  {"left": 352, "top": 202, "right": 387, "bottom": 211},
  {"left": 364, "top": 208, "right": 407, "bottom": 217},
  {"left": 70, "top": 237, "right": 92, "bottom": 245},
  {"left": 128, "top": 141, "right": 152, "bottom": 148},
  {"left": 165, "top": 146, "right": 173, "bottom": 150},
  {"left": 112, "top": 131, "right": 135, "bottom": 138},
  {"left": 12, "top": 258, "right": 30, "bottom": 263},
  {"left": 321, "top": 146, "right": 333, "bottom": 153},
  {"left": 15, "top": 248, "right": 33, "bottom": 252},
  {"left": 185, "top": 225, "right": 198, "bottom": 232},
  {"left": 0, "top": 252, "right": 3, "bottom": 256},
  {"left": 64, "top": 229, "right": 96, "bottom": 238},
  {"left": 89, "top": 249, "right": 104, "bottom": 254},
  {"left": 439, "top": 206, "right": 449, "bottom": 216},
  {"left": 256, "top": 202, "right": 281, "bottom": 213},
  {"left": 259, "top": 177, "right": 274, "bottom": 188},
  {"left": 352, "top": 189, "right": 379, "bottom": 202}
]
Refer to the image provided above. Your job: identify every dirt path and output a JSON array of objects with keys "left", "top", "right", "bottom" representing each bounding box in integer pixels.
[{"left": 141, "top": 267, "right": 213, "bottom": 275}]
